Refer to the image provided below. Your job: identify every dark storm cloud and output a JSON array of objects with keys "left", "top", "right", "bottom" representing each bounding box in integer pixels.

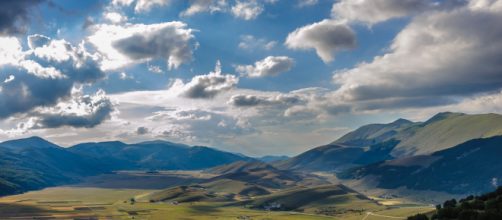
[
  {"left": 0, "top": 0, "right": 46, "bottom": 35},
  {"left": 136, "top": 126, "right": 149, "bottom": 135}
]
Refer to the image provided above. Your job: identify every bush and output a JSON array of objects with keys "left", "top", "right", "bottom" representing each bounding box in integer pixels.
[{"left": 407, "top": 213, "right": 429, "bottom": 220}]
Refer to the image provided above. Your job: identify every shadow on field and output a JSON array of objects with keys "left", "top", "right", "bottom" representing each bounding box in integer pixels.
[
  {"left": 188, "top": 204, "right": 223, "bottom": 215},
  {"left": 0, "top": 203, "right": 56, "bottom": 217},
  {"left": 72, "top": 173, "right": 206, "bottom": 189}
]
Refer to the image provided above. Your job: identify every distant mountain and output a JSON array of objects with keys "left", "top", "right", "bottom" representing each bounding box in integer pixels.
[
  {"left": 69, "top": 140, "right": 252, "bottom": 170},
  {"left": 0, "top": 137, "right": 253, "bottom": 196},
  {"left": 339, "top": 136, "right": 502, "bottom": 194},
  {"left": 0, "top": 137, "right": 107, "bottom": 196},
  {"left": 274, "top": 140, "right": 399, "bottom": 172},
  {"left": 256, "top": 155, "right": 289, "bottom": 163},
  {"left": 277, "top": 112, "right": 502, "bottom": 172},
  {"left": 335, "top": 112, "right": 502, "bottom": 157}
]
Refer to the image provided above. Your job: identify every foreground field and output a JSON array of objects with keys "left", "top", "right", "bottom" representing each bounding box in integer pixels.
[{"left": 0, "top": 171, "right": 434, "bottom": 220}]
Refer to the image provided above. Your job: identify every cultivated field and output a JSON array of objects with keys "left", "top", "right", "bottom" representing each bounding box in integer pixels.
[{"left": 0, "top": 171, "right": 434, "bottom": 219}]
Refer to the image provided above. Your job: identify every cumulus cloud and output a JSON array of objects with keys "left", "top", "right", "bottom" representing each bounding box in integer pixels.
[
  {"left": 25, "top": 89, "right": 114, "bottom": 129},
  {"left": 285, "top": 19, "right": 356, "bottom": 62},
  {"left": 231, "top": 0, "right": 264, "bottom": 20},
  {"left": 235, "top": 56, "right": 294, "bottom": 78},
  {"left": 149, "top": 109, "right": 254, "bottom": 143},
  {"left": 329, "top": 1, "right": 502, "bottom": 109},
  {"left": 104, "top": 12, "right": 127, "bottom": 23},
  {"left": 180, "top": 0, "right": 227, "bottom": 17},
  {"left": 88, "top": 21, "right": 197, "bottom": 70},
  {"left": 331, "top": 0, "right": 467, "bottom": 25},
  {"left": 169, "top": 61, "right": 238, "bottom": 99},
  {"left": 0, "top": 35, "right": 105, "bottom": 119},
  {"left": 238, "top": 35, "right": 276, "bottom": 51},
  {"left": 0, "top": 0, "right": 46, "bottom": 35},
  {"left": 111, "top": 0, "right": 171, "bottom": 13}
]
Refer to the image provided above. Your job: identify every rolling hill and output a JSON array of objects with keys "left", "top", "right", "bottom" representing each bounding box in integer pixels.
[
  {"left": 241, "top": 184, "right": 379, "bottom": 213},
  {"left": 339, "top": 136, "right": 502, "bottom": 194},
  {"left": 206, "top": 161, "right": 328, "bottom": 190}
]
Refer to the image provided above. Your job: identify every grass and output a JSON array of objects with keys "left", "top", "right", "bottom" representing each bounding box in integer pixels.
[{"left": 0, "top": 171, "right": 435, "bottom": 220}]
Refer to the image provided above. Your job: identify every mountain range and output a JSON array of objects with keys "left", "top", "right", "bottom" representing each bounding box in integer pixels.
[
  {"left": 0, "top": 138, "right": 251, "bottom": 196},
  {"left": 276, "top": 112, "right": 502, "bottom": 173},
  {"left": 1, "top": 112, "right": 502, "bottom": 197}
]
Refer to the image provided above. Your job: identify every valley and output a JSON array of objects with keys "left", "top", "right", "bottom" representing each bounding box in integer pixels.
[
  {"left": 1, "top": 112, "right": 501, "bottom": 219},
  {"left": 0, "top": 170, "right": 434, "bottom": 219}
]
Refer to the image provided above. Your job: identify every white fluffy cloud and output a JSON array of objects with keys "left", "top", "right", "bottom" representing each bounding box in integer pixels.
[
  {"left": 25, "top": 89, "right": 114, "bottom": 129},
  {"left": 231, "top": 0, "right": 264, "bottom": 20},
  {"left": 330, "top": 1, "right": 502, "bottom": 108},
  {"left": 238, "top": 35, "right": 276, "bottom": 51},
  {"left": 168, "top": 61, "right": 238, "bottom": 99},
  {"left": 331, "top": 0, "right": 467, "bottom": 25},
  {"left": 88, "top": 21, "right": 197, "bottom": 70},
  {"left": 180, "top": 0, "right": 227, "bottom": 17},
  {"left": 235, "top": 56, "right": 294, "bottom": 78},
  {"left": 0, "top": 35, "right": 106, "bottom": 121},
  {"left": 285, "top": 19, "right": 356, "bottom": 62},
  {"left": 111, "top": 0, "right": 171, "bottom": 13}
]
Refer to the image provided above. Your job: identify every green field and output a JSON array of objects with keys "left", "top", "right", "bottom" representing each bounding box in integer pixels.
[{"left": 0, "top": 172, "right": 434, "bottom": 220}]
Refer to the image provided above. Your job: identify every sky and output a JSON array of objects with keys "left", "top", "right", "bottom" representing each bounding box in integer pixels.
[{"left": 0, "top": 0, "right": 501, "bottom": 156}]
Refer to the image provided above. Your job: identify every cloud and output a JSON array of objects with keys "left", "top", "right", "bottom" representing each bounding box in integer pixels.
[
  {"left": 134, "top": 0, "right": 172, "bottom": 13},
  {"left": 235, "top": 56, "right": 294, "bottom": 78},
  {"left": 297, "top": 0, "right": 318, "bottom": 7},
  {"left": 329, "top": 1, "right": 502, "bottom": 109},
  {"left": 111, "top": 0, "right": 171, "bottom": 13},
  {"left": 180, "top": 0, "right": 227, "bottom": 17},
  {"left": 0, "top": 35, "right": 105, "bottom": 119},
  {"left": 238, "top": 35, "right": 277, "bottom": 51},
  {"left": 136, "top": 126, "right": 149, "bottom": 135},
  {"left": 0, "top": 0, "right": 46, "bottom": 35},
  {"left": 103, "top": 12, "right": 127, "bottom": 23},
  {"left": 331, "top": 0, "right": 467, "bottom": 25},
  {"left": 231, "top": 0, "right": 264, "bottom": 20},
  {"left": 169, "top": 61, "right": 238, "bottom": 99},
  {"left": 88, "top": 21, "right": 197, "bottom": 70},
  {"left": 285, "top": 19, "right": 356, "bottom": 62},
  {"left": 149, "top": 108, "right": 255, "bottom": 143},
  {"left": 26, "top": 89, "right": 114, "bottom": 129},
  {"left": 228, "top": 93, "right": 304, "bottom": 107}
]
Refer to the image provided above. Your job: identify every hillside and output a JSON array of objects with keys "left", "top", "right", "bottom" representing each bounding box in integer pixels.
[
  {"left": 0, "top": 137, "right": 252, "bottom": 196},
  {"left": 206, "top": 161, "right": 328, "bottom": 189},
  {"left": 241, "top": 184, "right": 379, "bottom": 213},
  {"left": 278, "top": 112, "right": 502, "bottom": 172},
  {"left": 336, "top": 112, "right": 502, "bottom": 157},
  {"left": 0, "top": 137, "right": 108, "bottom": 196},
  {"left": 274, "top": 140, "right": 398, "bottom": 172},
  {"left": 69, "top": 140, "right": 252, "bottom": 170},
  {"left": 339, "top": 136, "right": 502, "bottom": 194}
]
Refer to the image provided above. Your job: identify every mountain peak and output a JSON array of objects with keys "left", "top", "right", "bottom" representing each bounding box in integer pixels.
[
  {"left": 0, "top": 136, "right": 60, "bottom": 149},
  {"left": 425, "top": 112, "right": 465, "bottom": 124},
  {"left": 391, "top": 118, "right": 413, "bottom": 125}
]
